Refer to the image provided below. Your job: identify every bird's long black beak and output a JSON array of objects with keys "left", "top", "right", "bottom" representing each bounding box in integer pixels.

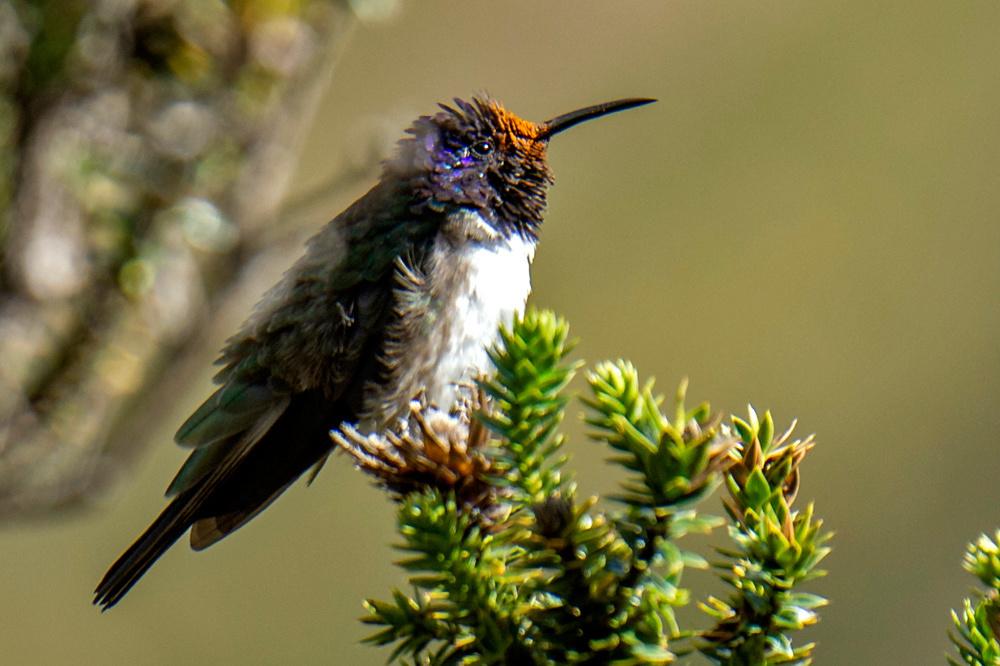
[{"left": 539, "top": 98, "right": 656, "bottom": 139}]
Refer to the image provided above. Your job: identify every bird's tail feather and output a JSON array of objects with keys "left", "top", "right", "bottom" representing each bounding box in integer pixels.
[
  {"left": 94, "top": 391, "right": 334, "bottom": 610},
  {"left": 93, "top": 497, "right": 191, "bottom": 610}
]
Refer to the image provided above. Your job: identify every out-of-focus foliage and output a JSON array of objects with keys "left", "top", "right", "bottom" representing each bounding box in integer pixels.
[
  {"left": 352, "top": 310, "right": 830, "bottom": 664},
  {"left": 0, "top": 0, "right": 399, "bottom": 517},
  {"left": 950, "top": 531, "right": 1000, "bottom": 665}
]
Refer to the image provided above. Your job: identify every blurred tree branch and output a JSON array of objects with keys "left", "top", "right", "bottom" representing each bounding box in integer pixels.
[{"left": 0, "top": 0, "right": 399, "bottom": 520}]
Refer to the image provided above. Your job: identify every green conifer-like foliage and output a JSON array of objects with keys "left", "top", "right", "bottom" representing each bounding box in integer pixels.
[
  {"left": 949, "top": 531, "right": 1000, "bottom": 665},
  {"left": 699, "top": 409, "right": 830, "bottom": 664},
  {"left": 346, "top": 309, "right": 831, "bottom": 664}
]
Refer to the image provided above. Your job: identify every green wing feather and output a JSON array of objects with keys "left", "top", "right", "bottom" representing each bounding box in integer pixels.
[
  {"left": 166, "top": 386, "right": 290, "bottom": 496},
  {"left": 174, "top": 381, "right": 280, "bottom": 448}
]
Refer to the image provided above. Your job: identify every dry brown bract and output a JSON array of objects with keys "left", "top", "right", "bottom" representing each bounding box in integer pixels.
[{"left": 332, "top": 388, "right": 509, "bottom": 524}]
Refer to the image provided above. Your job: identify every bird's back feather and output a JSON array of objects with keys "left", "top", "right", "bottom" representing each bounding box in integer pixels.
[{"left": 95, "top": 179, "right": 442, "bottom": 609}]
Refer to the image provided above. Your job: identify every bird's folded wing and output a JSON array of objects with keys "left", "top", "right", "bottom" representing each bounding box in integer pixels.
[{"left": 166, "top": 386, "right": 290, "bottom": 497}]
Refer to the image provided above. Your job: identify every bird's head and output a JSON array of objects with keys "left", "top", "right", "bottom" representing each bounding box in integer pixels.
[{"left": 391, "top": 95, "right": 654, "bottom": 240}]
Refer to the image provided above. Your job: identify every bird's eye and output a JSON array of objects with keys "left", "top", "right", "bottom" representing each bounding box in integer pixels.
[{"left": 471, "top": 139, "right": 493, "bottom": 158}]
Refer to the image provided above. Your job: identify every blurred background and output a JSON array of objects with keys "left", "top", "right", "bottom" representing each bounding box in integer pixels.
[{"left": 2, "top": 0, "right": 999, "bottom": 663}]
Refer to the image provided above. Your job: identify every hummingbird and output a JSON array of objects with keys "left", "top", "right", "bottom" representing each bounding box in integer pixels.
[{"left": 94, "top": 94, "right": 654, "bottom": 609}]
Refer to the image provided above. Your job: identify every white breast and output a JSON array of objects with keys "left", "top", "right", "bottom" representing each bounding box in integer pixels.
[
  {"left": 427, "top": 231, "right": 535, "bottom": 408},
  {"left": 359, "top": 212, "right": 536, "bottom": 431}
]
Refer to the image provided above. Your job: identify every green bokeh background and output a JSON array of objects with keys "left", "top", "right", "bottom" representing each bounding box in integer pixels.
[{"left": 5, "top": 1, "right": 1000, "bottom": 663}]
